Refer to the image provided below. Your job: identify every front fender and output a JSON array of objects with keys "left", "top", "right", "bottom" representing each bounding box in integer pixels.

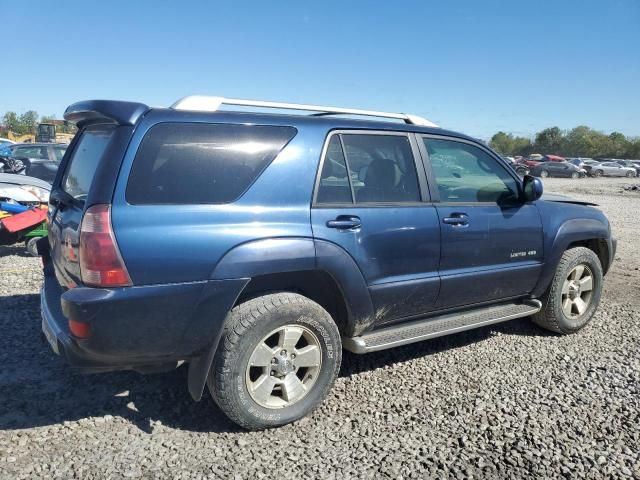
[{"left": 532, "top": 218, "right": 610, "bottom": 297}]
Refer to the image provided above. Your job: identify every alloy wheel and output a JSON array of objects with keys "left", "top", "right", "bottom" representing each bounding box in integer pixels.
[
  {"left": 245, "top": 325, "right": 322, "bottom": 409},
  {"left": 561, "top": 264, "right": 594, "bottom": 318}
]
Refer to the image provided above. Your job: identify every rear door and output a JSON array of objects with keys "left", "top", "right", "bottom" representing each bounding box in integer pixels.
[
  {"left": 311, "top": 131, "right": 441, "bottom": 324},
  {"left": 418, "top": 136, "right": 544, "bottom": 309},
  {"left": 48, "top": 125, "right": 116, "bottom": 287}
]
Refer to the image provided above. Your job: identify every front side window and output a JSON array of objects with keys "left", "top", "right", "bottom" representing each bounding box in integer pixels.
[
  {"left": 424, "top": 138, "right": 519, "bottom": 204},
  {"left": 316, "top": 133, "right": 421, "bottom": 205},
  {"left": 127, "top": 123, "right": 297, "bottom": 205}
]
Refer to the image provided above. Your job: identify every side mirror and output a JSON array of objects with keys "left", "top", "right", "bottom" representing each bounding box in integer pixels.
[{"left": 522, "top": 175, "right": 543, "bottom": 202}]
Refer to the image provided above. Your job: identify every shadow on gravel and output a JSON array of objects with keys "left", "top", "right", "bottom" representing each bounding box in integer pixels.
[
  {"left": 0, "top": 290, "right": 552, "bottom": 434},
  {"left": 0, "top": 244, "right": 30, "bottom": 258},
  {"left": 340, "top": 316, "right": 552, "bottom": 378},
  {"left": 0, "top": 293, "right": 240, "bottom": 434}
]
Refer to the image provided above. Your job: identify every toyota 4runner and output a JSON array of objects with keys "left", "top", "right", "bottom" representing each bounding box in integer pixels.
[{"left": 40, "top": 96, "right": 616, "bottom": 429}]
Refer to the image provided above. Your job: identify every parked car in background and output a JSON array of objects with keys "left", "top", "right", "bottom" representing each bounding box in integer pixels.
[
  {"left": 580, "top": 160, "right": 601, "bottom": 176},
  {"left": 501, "top": 155, "right": 529, "bottom": 176},
  {"left": 590, "top": 161, "right": 637, "bottom": 177},
  {"left": 522, "top": 154, "right": 565, "bottom": 168},
  {"left": 0, "top": 143, "right": 66, "bottom": 183},
  {"left": 531, "top": 161, "right": 585, "bottom": 178},
  {"left": 614, "top": 160, "right": 640, "bottom": 176}
]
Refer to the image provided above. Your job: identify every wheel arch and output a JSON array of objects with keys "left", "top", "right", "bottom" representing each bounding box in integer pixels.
[
  {"left": 532, "top": 218, "right": 612, "bottom": 297},
  {"left": 188, "top": 238, "right": 374, "bottom": 402}
]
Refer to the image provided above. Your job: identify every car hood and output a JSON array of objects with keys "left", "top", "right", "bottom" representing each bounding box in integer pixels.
[
  {"left": 541, "top": 193, "right": 598, "bottom": 206},
  {"left": 0, "top": 173, "right": 52, "bottom": 189}
]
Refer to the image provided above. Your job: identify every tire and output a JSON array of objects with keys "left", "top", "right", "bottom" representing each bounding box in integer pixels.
[
  {"left": 208, "top": 292, "right": 342, "bottom": 430},
  {"left": 25, "top": 237, "right": 40, "bottom": 256},
  {"left": 594, "top": 170, "right": 603, "bottom": 177},
  {"left": 532, "top": 247, "right": 603, "bottom": 334},
  {"left": 571, "top": 172, "right": 579, "bottom": 179},
  {"left": 626, "top": 171, "right": 635, "bottom": 178},
  {"left": 540, "top": 170, "right": 549, "bottom": 178}
]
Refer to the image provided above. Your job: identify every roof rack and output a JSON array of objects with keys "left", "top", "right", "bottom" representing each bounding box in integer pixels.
[{"left": 170, "top": 96, "right": 438, "bottom": 127}]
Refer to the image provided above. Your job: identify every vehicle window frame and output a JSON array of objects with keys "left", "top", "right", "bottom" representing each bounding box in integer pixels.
[
  {"left": 125, "top": 122, "right": 298, "bottom": 206},
  {"left": 312, "top": 129, "right": 430, "bottom": 208},
  {"left": 417, "top": 134, "right": 523, "bottom": 205}
]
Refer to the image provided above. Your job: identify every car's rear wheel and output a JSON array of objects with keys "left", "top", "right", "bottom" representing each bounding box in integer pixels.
[
  {"left": 594, "top": 169, "right": 603, "bottom": 177},
  {"left": 571, "top": 172, "right": 579, "bottom": 179},
  {"left": 532, "top": 247, "right": 603, "bottom": 334},
  {"left": 626, "top": 170, "right": 635, "bottom": 178},
  {"left": 25, "top": 237, "right": 40, "bottom": 257},
  {"left": 208, "top": 292, "right": 342, "bottom": 430},
  {"left": 540, "top": 170, "right": 549, "bottom": 178}
]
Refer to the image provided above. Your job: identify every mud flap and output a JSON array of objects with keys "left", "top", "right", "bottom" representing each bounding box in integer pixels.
[{"left": 186, "top": 278, "right": 249, "bottom": 401}]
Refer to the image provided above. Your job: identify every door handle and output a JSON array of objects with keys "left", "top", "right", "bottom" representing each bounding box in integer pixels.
[
  {"left": 442, "top": 213, "right": 469, "bottom": 226},
  {"left": 326, "top": 216, "right": 361, "bottom": 229}
]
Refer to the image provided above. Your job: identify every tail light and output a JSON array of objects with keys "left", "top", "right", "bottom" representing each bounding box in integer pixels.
[{"left": 79, "top": 204, "right": 132, "bottom": 287}]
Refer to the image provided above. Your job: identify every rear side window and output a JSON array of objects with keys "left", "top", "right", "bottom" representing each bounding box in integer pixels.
[
  {"left": 62, "top": 126, "right": 115, "bottom": 200},
  {"left": 126, "top": 123, "right": 297, "bottom": 205},
  {"left": 316, "top": 133, "right": 421, "bottom": 205}
]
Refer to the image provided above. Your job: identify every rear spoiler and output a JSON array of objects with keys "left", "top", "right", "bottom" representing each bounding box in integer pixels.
[{"left": 64, "top": 100, "right": 150, "bottom": 128}]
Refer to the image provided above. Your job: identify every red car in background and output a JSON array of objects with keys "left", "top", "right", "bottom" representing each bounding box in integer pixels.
[{"left": 521, "top": 154, "right": 566, "bottom": 168}]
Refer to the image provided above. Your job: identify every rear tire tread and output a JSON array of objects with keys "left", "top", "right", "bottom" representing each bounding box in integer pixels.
[{"left": 209, "top": 292, "right": 341, "bottom": 430}]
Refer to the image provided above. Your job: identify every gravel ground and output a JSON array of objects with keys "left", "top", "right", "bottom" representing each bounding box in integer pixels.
[{"left": 1, "top": 177, "right": 639, "bottom": 479}]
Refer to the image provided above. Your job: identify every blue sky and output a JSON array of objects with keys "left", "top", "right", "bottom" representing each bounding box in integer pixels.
[{"left": 2, "top": 0, "right": 639, "bottom": 139}]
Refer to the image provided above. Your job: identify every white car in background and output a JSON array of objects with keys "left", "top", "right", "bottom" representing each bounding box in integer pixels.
[{"left": 0, "top": 138, "right": 15, "bottom": 146}]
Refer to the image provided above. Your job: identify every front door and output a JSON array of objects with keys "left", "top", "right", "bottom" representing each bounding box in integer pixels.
[
  {"left": 311, "top": 132, "right": 440, "bottom": 324},
  {"left": 418, "top": 136, "right": 544, "bottom": 309}
]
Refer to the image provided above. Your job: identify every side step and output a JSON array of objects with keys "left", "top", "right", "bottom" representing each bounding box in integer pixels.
[{"left": 343, "top": 300, "right": 542, "bottom": 354}]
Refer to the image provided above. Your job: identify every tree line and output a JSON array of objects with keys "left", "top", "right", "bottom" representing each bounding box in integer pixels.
[
  {"left": 489, "top": 126, "right": 640, "bottom": 159},
  {"left": 1, "top": 111, "right": 76, "bottom": 135}
]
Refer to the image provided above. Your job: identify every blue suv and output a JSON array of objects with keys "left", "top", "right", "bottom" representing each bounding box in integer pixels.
[{"left": 40, "top": 96, "right": 616, "bottom": 429}]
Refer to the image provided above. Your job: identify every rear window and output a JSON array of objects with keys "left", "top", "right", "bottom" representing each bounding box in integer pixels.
[
  {"left": 126, "top": 123, "right": 297, "bottom": 204},
  {"left": 62, "top": 126, "right": 115, "bottom": 200}
]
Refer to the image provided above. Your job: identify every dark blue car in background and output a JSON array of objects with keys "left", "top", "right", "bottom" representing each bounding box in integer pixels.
[{"left": 40, "top": 96, "right": 615, "bottom": 429}]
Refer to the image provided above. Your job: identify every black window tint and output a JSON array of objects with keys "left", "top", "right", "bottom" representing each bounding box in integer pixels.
[
  {"left": 341, "top": 134, "right": 420, "bottom": 203},
  {"left": 316, "top": 135, "right": 352, "bottom": 204},
  {"left": 127, "top": 123, "right": 296, "bottom": 205},
  {"left": 62, "top": 126, "right": 115, "bottom": 200},
  {"left": 424, "top": 138, "right": 519, "bottom": 204}
]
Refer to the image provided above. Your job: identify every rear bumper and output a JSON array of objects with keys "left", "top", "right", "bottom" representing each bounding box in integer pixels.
[{"left": 41, "top": 272, "right": 247, "bottom": 373}]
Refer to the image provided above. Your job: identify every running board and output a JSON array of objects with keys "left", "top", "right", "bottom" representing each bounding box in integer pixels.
[{"left": 343, "top": 300, "right": 542, "bottom": 354}]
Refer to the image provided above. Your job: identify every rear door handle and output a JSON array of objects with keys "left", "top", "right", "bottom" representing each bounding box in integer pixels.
[
  {"left": 442, "top": 213, "right": 469, "bottom": 226},
  {"left": 326, "top": 216, "right": 361, "bottom": 229}
]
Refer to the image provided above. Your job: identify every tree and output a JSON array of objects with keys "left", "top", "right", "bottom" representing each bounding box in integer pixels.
[
  {"left": 489, "top": 131, "right": 533, "bottom": 155},
  {"left": 3, "top": 111, "right": 21, "bottom": 134},
  {"left": 19, "top": 110, "right": 38, "bottom": 134},
  {"left": 533, "top": 127, "right": 563, "bottom": 154}
]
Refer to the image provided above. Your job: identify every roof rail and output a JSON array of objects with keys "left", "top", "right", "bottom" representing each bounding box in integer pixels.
[{"left": 170, "top": 96, "right": 439, "bottom": 127}]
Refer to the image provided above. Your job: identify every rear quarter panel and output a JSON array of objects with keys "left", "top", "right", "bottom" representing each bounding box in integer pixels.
[{"left": 110, "top": 111, "right": 325, "bottom": 285}]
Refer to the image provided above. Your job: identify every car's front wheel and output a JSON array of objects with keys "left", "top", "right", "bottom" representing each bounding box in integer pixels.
[
  {"left": 540, "top": 170, "right": 549, "bottom": 178},
  {"left": 208, "top": 292, "right": 342, "bottom": 430},
  {"left": 571, "top": 172, "right": 579, "bottom": 179},
  {"left": 626, "top": 170, "right": 635, "bottom": 178},
  {"left": 594, "top": 169, "right": 603, "bottom": 177},
  {"left": 532, "top": 247, "right": 603, "bottom": 334}
]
